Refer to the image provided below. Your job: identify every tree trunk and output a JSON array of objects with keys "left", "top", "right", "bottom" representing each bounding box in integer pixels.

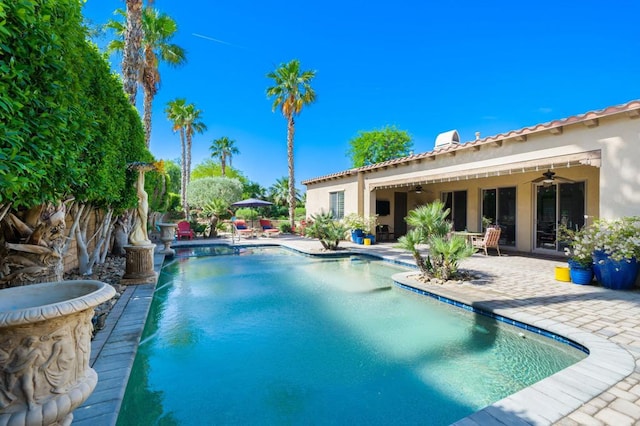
[
  {"left": 185, "top": 132, "right": 192, "bottom": 219},
  {"left": 180, "top": 128, "right": 188, "bottom": 219},
  {"left": 142, "top": 70, "right": 154, "bottom": 148},
  {"left": 122, "top": 0, "right": 143, "bottom": 105},
  {"left": 111, "top": 211, "right": 131, "bottom": 256},
  {"left": 287, "top": 115, "right": 296, "bottom": 230}
]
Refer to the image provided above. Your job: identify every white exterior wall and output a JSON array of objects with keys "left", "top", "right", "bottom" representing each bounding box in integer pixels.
[
  {"left": 304, "top": 176, "right": 359, "bottom": 218},
  {"left": 304, "top": 109, "right": 640, "bottom": 252}
]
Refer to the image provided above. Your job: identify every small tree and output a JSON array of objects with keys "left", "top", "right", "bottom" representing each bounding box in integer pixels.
[
  {"left": 347, "top": 125, "right": 413, "bottom": 167},
  {"left": 186, "top": 177, "right": 242, "bottom": 238},
  {"left": 396, "top": 201, "right": 475, "bottom": 280},
  {"left": 305, "top": 212, "right": 348, "bottom": 250}
]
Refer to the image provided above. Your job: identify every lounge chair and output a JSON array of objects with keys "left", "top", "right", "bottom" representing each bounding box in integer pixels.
[
  {"left": 233, "top": 220, "right": 254, "bottom": 238},
  {"left": 471, "top": 226, "right": 501, "bottom": 256},
  {"left": 259, "top": 219, "right": 280, "bottom": 238},
  {"left": 176, "top": 221, "right": 195, "bottom": 240}
]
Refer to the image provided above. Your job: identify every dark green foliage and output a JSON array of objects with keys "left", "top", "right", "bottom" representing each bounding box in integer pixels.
[
  {"left": 396, "top": 201, "right": 475, "bottom": 280},
  {"left": 279, "top": 222, "right": 292, "bottom": 233},
  {"left": 0, "top": 0, "right": 148, "bottom": 209},
  {"left": 305, "top": 212, "right": 348, "bottom": 250}
]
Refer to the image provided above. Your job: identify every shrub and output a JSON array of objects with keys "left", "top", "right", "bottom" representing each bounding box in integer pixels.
[
  {"left": 396, "top": 201, "right": 475, "bottom": 280},
  {"left": 305, "top": 212, "right": 348, "bottom": 250}
]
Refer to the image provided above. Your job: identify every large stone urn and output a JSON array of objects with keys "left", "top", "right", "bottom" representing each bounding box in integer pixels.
[
  {"left": 156, "top": 222, "right": 177, "bottom": 256},
  {"left": 0, "top": 280, "right": 115, "bottom": 426}
]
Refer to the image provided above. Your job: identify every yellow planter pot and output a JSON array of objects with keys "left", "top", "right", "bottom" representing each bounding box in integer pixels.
[{"left": 555, "top": 266, "right": 570, "bottom": 282}]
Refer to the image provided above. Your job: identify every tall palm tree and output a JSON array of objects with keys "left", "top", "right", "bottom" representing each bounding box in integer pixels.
[
  {"left": 210, "top": 136, "right": 240, "bottom": 177},
  {"left": 165, "top": 98, "right": 187, "bottom": 213},
  {"left": 108, "top": 7, "right": 186, "bottom": 147},
  {"left": 182, "top": 103, "right": 207, "bottom": 216},
  {"left": 165, "top": 99, "right": 206, "bottom": 217},
  {"left": 122, "top": 0, "right": 143, "bottom": 104},
  {"left": 266, "top": 59, "right": 316, "bottom": 229}
]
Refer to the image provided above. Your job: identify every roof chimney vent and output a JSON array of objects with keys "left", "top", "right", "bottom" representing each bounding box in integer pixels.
[
  {"left": 434, "top": 130, "right": 460, "bottom": 148},
  {"left": 475, "top": 131, "right": 480, "bottom": 140}
]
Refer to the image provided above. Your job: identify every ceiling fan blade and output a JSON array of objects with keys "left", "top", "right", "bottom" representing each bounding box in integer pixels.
[
  {"left": 531, "top": 176, "right": 546, "bottom": 183},
  {"left": 554, "top": 176, "right": 575, "bottom": 183}
]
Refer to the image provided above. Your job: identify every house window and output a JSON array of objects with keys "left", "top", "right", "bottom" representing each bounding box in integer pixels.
[
  {"left": 441, "top": 190, "right": 467, "bottom": 231},
  {"left": 482, "top": 187, "right": 516, "bottom": 246},
  {"left": 329, "top": 191, "right": 344, "bottom": 219}
]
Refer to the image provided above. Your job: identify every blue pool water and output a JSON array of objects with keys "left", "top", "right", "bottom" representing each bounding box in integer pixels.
[{"left": 117, "top": 247, "right": 585, "bottom": 425}]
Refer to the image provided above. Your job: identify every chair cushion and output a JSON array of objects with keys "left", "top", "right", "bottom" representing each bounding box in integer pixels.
[{"left": 236, "top": 224, "right": 247, "bottom": 229}]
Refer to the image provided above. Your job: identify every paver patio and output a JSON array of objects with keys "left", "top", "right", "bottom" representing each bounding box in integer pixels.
[{"left": 73, "top": 236, "right": 640, "bottom": 425}]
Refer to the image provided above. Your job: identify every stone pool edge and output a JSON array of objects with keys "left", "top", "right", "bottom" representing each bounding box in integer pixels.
[{"left": 392, "top": 271, "right": 635, "bottom": 426}]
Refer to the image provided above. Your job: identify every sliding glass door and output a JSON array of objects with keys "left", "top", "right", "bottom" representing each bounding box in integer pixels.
[
  {"left": 535, "top": 182, "right": 585, "bottom": 251},
  {"left": 481, "top": 187, "right": 516, "bottom": 246}
]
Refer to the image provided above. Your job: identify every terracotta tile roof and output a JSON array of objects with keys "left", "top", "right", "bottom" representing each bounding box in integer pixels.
[{"left": 301, "top": 99, "right": 640, "bottom": 185}]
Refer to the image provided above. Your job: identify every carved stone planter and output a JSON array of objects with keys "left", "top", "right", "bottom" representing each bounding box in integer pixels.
[{"left": 0, "top": 280, "right": 115, "bottom": 426}]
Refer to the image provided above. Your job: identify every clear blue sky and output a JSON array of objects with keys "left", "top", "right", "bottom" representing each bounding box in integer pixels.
[{"left": 82, "top": 1, "right": 639, "bottom": 190}]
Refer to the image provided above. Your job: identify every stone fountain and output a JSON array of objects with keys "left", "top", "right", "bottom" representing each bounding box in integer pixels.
[{"left": 0, "top": 280, "right": 115, "bottom": 426}]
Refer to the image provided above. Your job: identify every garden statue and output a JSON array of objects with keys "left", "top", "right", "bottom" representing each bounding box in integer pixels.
[
  {"left": 122, "top": 162, "right": 158, "bottom": 285},
  {"left": 128, "top": 163, "right": 155, "bottom": 246}
]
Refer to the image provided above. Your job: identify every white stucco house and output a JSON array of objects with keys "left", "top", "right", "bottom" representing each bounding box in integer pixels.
[{"left": 302, "top": 100, "right": 640, "bottom": 255}]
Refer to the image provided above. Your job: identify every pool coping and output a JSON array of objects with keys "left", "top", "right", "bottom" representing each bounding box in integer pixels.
[{"left": 72, "top": 238, "right": 638, "bottom": 425}]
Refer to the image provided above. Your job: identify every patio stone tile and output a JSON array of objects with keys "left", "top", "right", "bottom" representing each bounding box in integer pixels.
[{"left": 594, "top": 407, "right": 634, "bottom": 425}]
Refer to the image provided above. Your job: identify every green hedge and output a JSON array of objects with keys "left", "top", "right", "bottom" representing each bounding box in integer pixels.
[{"left": 0, "top": 0, "right": 148, "bottom": 209}]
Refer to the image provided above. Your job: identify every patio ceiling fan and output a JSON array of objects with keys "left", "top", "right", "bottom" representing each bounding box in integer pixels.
[
  {"left": 409, "top": 185, "right": 424, "bottom": 194},
  {"left": 531, "top": 169, "right": 574, "bottom": 186}
]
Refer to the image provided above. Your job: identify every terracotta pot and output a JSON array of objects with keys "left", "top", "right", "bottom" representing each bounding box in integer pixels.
[{"left": 0, "top": 280, "right": 115, "bottom": 426}]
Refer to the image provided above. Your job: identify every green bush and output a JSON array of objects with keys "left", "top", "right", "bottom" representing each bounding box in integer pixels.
[
  {"left": 305, "top": 212, "right": 348, "bottom": 250},
  {"left": 279, "top": 222, "right": 292, "bottom": 233},
  {"left": 0, "top": 0, "right": 148, "bottom": 209},
  {"left": 235, "top": 208, "right": 258, "bottom": 221}
]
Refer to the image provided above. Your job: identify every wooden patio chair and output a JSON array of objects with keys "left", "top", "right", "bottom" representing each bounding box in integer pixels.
[{"left": 471, "top": 226, "right": 502, "bottom": 256}]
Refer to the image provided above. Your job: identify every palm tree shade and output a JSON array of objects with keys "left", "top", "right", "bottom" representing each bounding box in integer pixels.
[
  {"left": 266, "top": 59, "right": 316, "bottom": 229},
  {"left": 210, "top": 136, "right": 240, "bottom": 177}
]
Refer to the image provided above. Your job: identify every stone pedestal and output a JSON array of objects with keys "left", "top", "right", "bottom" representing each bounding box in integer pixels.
[
  {"left": 0, "top": 280, "right": 115, "bottom": 426},
  {"left": 121, "top": 244, "right": 157, "bottom": 285},
  {"left": 157, "top": 223, "right": 177, "bottom": 256}
]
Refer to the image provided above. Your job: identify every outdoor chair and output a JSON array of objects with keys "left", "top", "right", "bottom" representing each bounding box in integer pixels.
[
  {"left": 176, "top": 221, "right": 195, "bottom": 240},
  {"left": 233, "top": 220, "right": 254, "bottom": 238},
  {"left": 471, "top": 226, "right": 501, "bottom": 256},
  {"left": 259, "top": 219, "right": 280, "bottom": 238}
]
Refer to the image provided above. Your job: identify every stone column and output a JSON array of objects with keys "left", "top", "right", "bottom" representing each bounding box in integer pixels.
[{"left": 121, "top": 245, "right": 157, "bottom": 285}]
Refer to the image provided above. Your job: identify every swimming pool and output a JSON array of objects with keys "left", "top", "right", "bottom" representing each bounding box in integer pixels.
[{"left": 117, "top": 247, "right": 585, "bottom": 425}]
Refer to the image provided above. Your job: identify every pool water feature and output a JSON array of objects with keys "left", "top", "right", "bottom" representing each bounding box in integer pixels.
[{"left": 118, "top": 247, "right": 586, "bottom": 425}]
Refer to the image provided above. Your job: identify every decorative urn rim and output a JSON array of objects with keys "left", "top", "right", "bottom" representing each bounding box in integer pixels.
[{"left": 0, "top": 279, "right": 116, "bottom": 327}]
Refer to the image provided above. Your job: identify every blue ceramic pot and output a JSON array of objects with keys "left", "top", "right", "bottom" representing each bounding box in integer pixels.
[
  {"left": 592, "top": 251, "right": 639, "bottom": 290},
  {"left": 569, "top": 265, "right": 593, "bottom": 285}
]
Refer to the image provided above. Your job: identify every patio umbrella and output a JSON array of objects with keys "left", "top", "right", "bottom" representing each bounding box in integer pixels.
[{"left": 231, "top": 198, "right": 273, "bottom": 229}]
